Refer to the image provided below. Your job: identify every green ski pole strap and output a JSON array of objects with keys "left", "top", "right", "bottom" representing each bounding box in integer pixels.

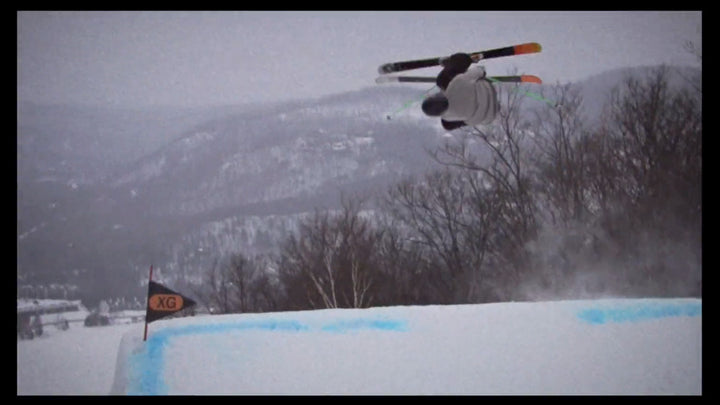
[{"left": 486, "top": 76, "right": 559, "bottom": 108}]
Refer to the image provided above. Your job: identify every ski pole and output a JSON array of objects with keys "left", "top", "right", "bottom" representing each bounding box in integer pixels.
[
  {"left": 386, "top": 85, "right": 437, "bottom": 120},
  {"left": 486, "top": 76, "right": 559, "bottom": 109}
]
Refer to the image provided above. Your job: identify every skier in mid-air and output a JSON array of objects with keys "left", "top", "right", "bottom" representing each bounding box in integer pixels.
[{"left": 420, "top": 53, "right": 499, "bottom": 131}]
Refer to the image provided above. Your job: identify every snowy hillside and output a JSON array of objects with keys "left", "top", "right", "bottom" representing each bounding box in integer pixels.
[
  {"left": 17, "top": 298, "right": 701, "bottom": 395},
  {"left": 17, "top": 65, "right": 701, "bottom": 303},
  {"left": 17, "top": 86, "right": 441, "bottom": 298}
]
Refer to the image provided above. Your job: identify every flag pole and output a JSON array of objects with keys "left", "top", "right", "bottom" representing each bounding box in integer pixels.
[{"left": 143, "top": 265, "right": 154, "bottom": 341}]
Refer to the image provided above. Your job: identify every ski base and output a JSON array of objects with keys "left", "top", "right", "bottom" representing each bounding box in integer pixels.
[
  {"left": 376, "top": 74, "right": 542, "bottom": 85},
  {"left": 378, "top": 42, "right": 542, "bottom": 75}
]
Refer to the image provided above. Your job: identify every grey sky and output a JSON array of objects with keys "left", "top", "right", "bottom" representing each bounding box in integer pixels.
[{"left": 18, "top": 11, "right": 701, "bottom": 108}]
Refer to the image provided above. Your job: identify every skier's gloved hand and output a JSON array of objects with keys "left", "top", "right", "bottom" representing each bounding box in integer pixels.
[
  {"left": 442, "top": 53, "right": 473, "bottom": 70},
  {"left": 437, "top": 53, "right": 475, "bottom": 90},
  {"left": 469, "top": 65, "right": 487, "bottom": 80},
  {"left": 457, "top": 66, "right": 487, "bottom": 83}
]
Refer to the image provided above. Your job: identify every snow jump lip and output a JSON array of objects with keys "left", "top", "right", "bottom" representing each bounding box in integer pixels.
[
  {"left": 122, "top": 299, "right": 701, "bottom": 395},
  {"left": 127, "top": 318, "right": 408, "bottom": 395}
]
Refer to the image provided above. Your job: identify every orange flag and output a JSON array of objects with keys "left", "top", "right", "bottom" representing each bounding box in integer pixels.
[{"left": 145, "top": 281, "right": 196, "bottom": 323}]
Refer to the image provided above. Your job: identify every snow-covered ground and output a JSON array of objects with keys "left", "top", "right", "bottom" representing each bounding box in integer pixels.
[
  {"left": 18, "top": 321, "right": 138, "bottom": 395},
  {"left": 18, "top": 298, "right": 701, "bottom": 395}
]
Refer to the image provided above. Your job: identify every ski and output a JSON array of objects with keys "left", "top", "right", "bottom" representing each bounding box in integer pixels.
[
  {"left": 376, "top": 74, "right": 542, "bottom": 84},
  {"left": 488, "top": 75, "right": 542, "bottom": 84},
  {"left": 375, "top": 75, "right": 436, "bottom": 84},
  {"left": 378, "top": 42, "right": 541, "bottom": 75}
]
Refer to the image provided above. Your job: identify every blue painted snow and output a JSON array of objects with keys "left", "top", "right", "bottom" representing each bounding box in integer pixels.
[
  {"left": 126, "top": 317, "right": 406, "bottom": 395},
  {"left": 127, "top": 334, "right": 170, "bottom": 395},
  {"left": 321, "top": 318, "right": 408, "bottom": 332},
  {"left": 577, "top": 301, "right": 701, "bottom": 325}
]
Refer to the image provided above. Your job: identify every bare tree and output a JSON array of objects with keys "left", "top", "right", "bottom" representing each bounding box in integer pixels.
[
  {"left": 192, "top": 258, "right": 234, "bottom": 314},
  {"left": 190, "top": 253, "right": 280, "bottom": 314},
  {"left": 531, "top": 83, "right": 592, "bottom": 225},
  {"left": 277, "top": 195, "right": 382, "bottom": 309},
  {"left": 428, "top": 80, "right": 541, "bottom": 300},
  {"left": 524, "top": 66, "right": 701, "bottom": 298},
  {"left": 384, "top": 170, "right": 474, "bottom": 302},
  {"left": 583, "top": 66, "right": 701, "bottom": 296},
  {"left": 226, "top": 253, "right": 253, "bottom": 313},
  {"left": 602, "top": 66, "right": 701, "bottom": 234},
  {"left": 248, "top": 254, "right": 281, "bottom": 312},
  {"left": 372, "top": 218, "right": 430, "bottom": 305},
  {"left": 681, "top": 39, "right": 701, "bottom": 94}
]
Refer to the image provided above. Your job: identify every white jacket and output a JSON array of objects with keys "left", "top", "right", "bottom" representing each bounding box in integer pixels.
[{"left": 441, "top": 66, "right": 499, "bottom": 126}]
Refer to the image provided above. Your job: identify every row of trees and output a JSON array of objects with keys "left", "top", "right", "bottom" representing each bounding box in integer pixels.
[{"left": 192, "top": 65, "right": 701, "bottom": 314}]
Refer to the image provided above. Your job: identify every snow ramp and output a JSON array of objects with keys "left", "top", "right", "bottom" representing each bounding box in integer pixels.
[{"left": 111, "top": 298, "right": 701, "bottom": 395}]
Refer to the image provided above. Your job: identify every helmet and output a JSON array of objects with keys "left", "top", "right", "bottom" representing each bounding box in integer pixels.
[{"left": 421, "top": 93, "right": 449, "bottom": 116}]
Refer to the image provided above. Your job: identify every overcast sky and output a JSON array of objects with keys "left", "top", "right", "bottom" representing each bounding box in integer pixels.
[{"left": 17, "top": 11, "right": 701, "bottom": 108}]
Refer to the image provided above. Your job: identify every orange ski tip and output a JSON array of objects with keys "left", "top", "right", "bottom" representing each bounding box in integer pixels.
[
  {"left": 521, "top": 75, "right": 542, "bottom": 84},
  {"left": 514, "top": 42, "right": 542, "bottom": 54}
]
